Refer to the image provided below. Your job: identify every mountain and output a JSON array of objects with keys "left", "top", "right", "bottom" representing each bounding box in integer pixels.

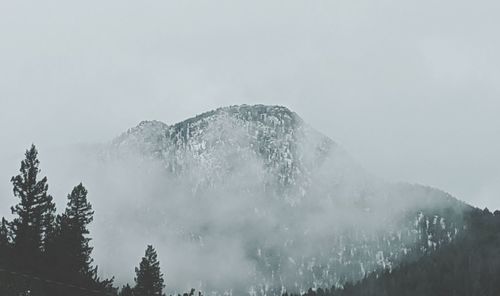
[
  {"left": 111, "top": 105, "right": 341, "bottom": 204},
  {"left": 297, "top": 208, "right": 500, "bottom": 296},
  {"left": 96, "top": 104, "right": 470, "bottom": 295}
]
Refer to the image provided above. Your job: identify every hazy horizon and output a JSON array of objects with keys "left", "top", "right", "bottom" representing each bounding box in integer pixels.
[{"left": 1, "top": 0, "right": 499, "bottom": 213}]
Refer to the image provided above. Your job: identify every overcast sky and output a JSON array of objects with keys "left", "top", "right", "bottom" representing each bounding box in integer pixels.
[{"left": 1, "top": 0, "right": 499, "bottom": 210}]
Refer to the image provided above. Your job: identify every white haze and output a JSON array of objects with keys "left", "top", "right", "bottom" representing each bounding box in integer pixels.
[
  {"left": 0, "top": 0, "right": 498, "bottom": 292},
  {"left": 0, "top": 0, "right": 499, "bottom": 212},
  {"left": 0, "top": 113, "right": 458, "bottom": 294}
]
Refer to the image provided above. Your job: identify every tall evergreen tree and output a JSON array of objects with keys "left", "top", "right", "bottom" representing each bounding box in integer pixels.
[
  {"left": 49, "top": 183, "right": 95, "bottom": 278},
  {"left": 134, "top": 245, "right": 165, "bottom": 296},
  {"left": 63, "top": 183, "right": 95, "bottom": 275},
  {"left": 0, "top": 217, "right": 10, "bottom": 249},
  {"left": 45, "top": 183, "right": 116, "bottom": 296},
  {"left": 10, "top": 144, "right": 56, "bottom": 270},
  {"left": 0, "top": 217, "right": 11, "bottom": 266}
]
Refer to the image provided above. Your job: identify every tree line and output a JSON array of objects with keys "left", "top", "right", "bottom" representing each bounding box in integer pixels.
[
  {"left": 0, "top": 145, "right": 166, "bottom": 296},
  {"left": 2, "top": 144, "right": 498, "bottom": 296},
  {"left": 290, "top": 208, "right": 500, "bottom": 296}
]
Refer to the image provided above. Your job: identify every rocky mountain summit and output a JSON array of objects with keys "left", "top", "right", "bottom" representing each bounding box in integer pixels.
[
  {"left": 102, "top": 105, "right": 469, "bottom": 295},
  {"left": 112, "top": 105, "right": 357, "bottom": 203}
]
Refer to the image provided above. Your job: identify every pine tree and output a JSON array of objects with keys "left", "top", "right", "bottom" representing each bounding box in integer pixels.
[
  {"left": 45, "top": 183, "right": 117, "bottom": 296},
  {"left": 0, "top": 217, "right": 10, "bottom": 249},
  {"left": 63, "top": 183, "right": 95, "bottom": 274},
  {"left": 10, "top": 144, "right": 56, "bottom": 270},
  {"left": 43, "top": 199, "right": 57, "bottom": 251},
  {"left": 134, "top": 245, "right": 165, "bottom": 296},
  {"left": 49, "top": 183, "right": 95, "bottom": 278},
  {"left": 120, "top": 284, "right": 134, "bottom": 296},
  {"left": 0, "top": 217, "right": 12, "bottom": 266}
]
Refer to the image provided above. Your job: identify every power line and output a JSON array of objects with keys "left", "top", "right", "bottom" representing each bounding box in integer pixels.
[{"left": 0, "top": 267, "right": 115, "bottom": 296}]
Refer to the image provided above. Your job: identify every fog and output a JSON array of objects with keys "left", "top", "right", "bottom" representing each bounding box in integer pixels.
[
  {"left": 1, "top": 0, "right": 499, "bottom": 212},
  {"left": 0, "top": 110, "right": 463, "bottom": 293},
  {"left": 0, "top": 0, "right": 499, "bottom": 292}
]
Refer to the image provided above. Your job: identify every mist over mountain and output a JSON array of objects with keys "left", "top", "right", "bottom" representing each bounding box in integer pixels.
[
  {"left": 2, "top": 0, "right": 498, "bottom": 294},
  {"left": 60, "top": 104, "right": 468, "bottom": 295}
]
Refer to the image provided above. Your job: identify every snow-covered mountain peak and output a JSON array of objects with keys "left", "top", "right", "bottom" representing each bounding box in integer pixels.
[
  {"left": 179, "top": 104, "right": 302, "bottom": 127},
  {"left": 111, "top": 105, "right": 341, "bottom": 200},
  {"left": 94, "top": 105, "right": 470, "bottom": 294}
]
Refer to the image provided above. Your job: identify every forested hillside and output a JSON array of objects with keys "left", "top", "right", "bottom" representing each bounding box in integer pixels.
[
  {"left": 1, "top": 144, "right": 498, "bottom": 296},
  {"left": 105, "top": 105, "right": 471, "bottom": 294},
  {"left": 295, "top": 207, "right": 500, "bottom": 296},
  {"left": 0, "top": 145, "right": 167, "bottom": 296}
]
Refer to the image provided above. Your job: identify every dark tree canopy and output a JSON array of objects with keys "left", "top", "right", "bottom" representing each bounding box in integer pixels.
[
  {"left": 120, "top": 284, "right": 134, "bottom": 296},
  {"left": 4, "top": 144, "right": 500, "bottom": 296},
  {"left": 43, "top": 182, "right": 117, "bottom": 296},
  {"left": 59, "top": 183, "right": 95, "bottom": 275},
  {"left": 9, "top": 144, "right": 56, "bottom": 270},
  {"left": 0, "top": 217, "right": 11, "bottom": 266},
  {"left": 293, "top": 208, "right": 500, "bottom": 296},
  {"left": 1, "top": 145, "right": 115, "bottom": 296},
  {"left": 0, "top": 218, "right": 10, "bottom": 248},
  {"left": 134, "top": 245, "right": 165, "bottom": 296}
]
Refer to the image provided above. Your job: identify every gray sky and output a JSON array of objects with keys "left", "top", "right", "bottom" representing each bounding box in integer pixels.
[{"left": 1, "top": 0, "right": 499, "bottom": 210}]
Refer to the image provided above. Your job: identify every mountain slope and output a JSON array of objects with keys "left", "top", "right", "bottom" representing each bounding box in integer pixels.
[
  {"left": 96, "top": 104, "right": 470, "bottom": 295},
  {"left": 298, "top": 208, "right": 500, "bottom": 296},
  {"left": 112, "top": 105, "right": 342, "bottom": 204}
]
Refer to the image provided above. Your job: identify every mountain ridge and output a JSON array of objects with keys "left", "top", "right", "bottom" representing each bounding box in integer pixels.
[
  {"left": 111, "top": 104, "right": 344, "bottom": 203},
  {"left": 96, "top": 104, "right": 471, "bottom": 294}
]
